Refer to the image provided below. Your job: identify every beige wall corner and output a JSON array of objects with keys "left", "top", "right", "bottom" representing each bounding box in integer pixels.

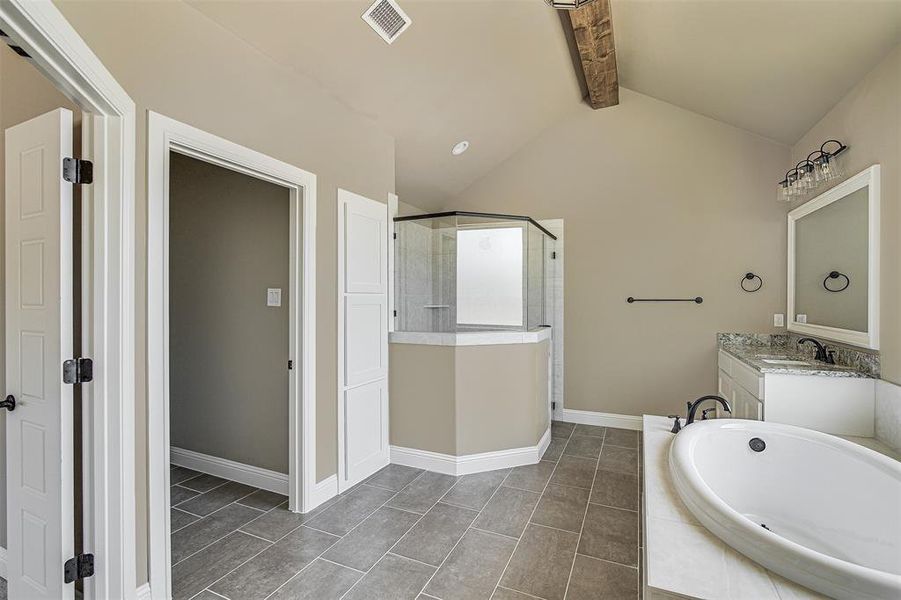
[
  {"left": 790, "top": 44, "right": 901, "bottom": 384},
  {"left": 444, "top": 88, "right": 791, "bottom": 419}
]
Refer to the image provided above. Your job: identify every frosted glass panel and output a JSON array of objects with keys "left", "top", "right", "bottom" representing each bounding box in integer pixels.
[{"left": 456, "top": 227, "right": 523, "bottom": 327}]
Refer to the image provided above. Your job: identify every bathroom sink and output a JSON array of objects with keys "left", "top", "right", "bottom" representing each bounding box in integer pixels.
[{"left": 761, "top": 358, "right": 811, "bottom": 366}]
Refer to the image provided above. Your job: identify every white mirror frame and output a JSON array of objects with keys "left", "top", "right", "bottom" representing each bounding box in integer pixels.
[{"left": 787, "top": 164, "right": 880, "bottom": 349}]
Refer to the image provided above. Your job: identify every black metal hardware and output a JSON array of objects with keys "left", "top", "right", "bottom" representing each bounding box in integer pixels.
[
  {"left": 393, "top": 232, "right": 397, "bottom": 239},
  {"left": 701, "top": 407, "right": 717, "bottom": 421},
  {"left": 823, "top": 271, "right": 850, "bottom": 292},
  {"left": 668, "top": 415, "right": 682, "bottom": 434},
  {"left": 0, "top": 395, "right": 15, "bottom": 412},
  {"left": 288, "top": 360, "right": 294, "bottom": 370},
  {"left": 684, "top": 395, "right": 732, "bottom": 427},
  {"left": 778, "top": 140, "right": 848, "bottom": 187},
  {"left": 62, "top": 158, "right": 93, "bottom": 184},
  {"left": 749, "top": 438, "right": 766, "bottom": 453},
  {"left": 551, "top": 401, "right": 556, "bottom": 410},
  {"left": 63, "top": 358, "right": 93, "bottom": 384},
  {"left": 741, "top": 272, "right": 763, "bottom": 293},
  {"left": 551, "top": 251, "right": 557, "bottom": 259},
  {"left": 797, "top": 337, "right": 835, "bottom": 364},
  {"left": 627, "top": 297, "right": 703, "bottom": 304},
  {"left": 64, "top": 553, "right": 94, "bottom": 583},
  {"left": 393, "top": 211, "right": 558, "bottom": 241}
]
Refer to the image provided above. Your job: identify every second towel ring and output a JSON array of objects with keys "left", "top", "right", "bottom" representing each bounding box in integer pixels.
[
  {"left": 824, "top": 271, "right": 850, "bottom": 292},
  {"left": 741, "top": 272, "right": 763, "bottom": 293}
]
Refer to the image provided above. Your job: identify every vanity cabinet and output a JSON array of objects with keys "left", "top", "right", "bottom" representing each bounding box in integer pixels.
[
  {"left": 717, "top": 351, "right": 763, "bottom": 421},
  {"left": 715, "top": 349, "right": 875, "bottom": 437}
]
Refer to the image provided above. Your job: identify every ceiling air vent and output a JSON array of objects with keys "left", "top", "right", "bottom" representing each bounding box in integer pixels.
[{"left": 362, "top": 0, "right": 412, "bottom": 45}]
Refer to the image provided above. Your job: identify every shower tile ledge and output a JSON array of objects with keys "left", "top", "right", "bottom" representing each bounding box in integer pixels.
[
  {"left": 642, "top": 415, "right": 827, "bottom": 600},
  {"left": 389, "top": 327, "right": 551, "bottom": 346}
]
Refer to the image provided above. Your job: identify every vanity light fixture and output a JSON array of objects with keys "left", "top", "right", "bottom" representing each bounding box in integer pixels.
[
  {"left": 545, "top": 0, "right": 599, "bottom": 8},
  {"left": 778, "top": 139, "right": 847, "bottom": 202},
  {"left": 451, "top": 140, "right": 470, "bottom": 156}
]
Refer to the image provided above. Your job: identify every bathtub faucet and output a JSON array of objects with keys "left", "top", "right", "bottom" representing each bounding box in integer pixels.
[{"left": 668, "top": 395, "right": 732, "bottom": 433}]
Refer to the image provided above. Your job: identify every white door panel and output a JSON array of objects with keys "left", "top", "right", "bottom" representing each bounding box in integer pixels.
[
  {"left": 345, "top": 200, "right": 387, "bottom": 294},
  {"left": 344, "top": 380, "right": 388, "bottom": 477},
  {"left": 338, "top": 189, "right": 389, "bottom": 490},
  {"left": 5, "top": 108, "right": 75, "bottom": 600},
  {"left": 344, "top": 296, "right": 388, "bottom": 387}
]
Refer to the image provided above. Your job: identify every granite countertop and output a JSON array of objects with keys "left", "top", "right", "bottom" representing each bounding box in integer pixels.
[{"left": 720, "top": 344, "right": 874, "bottom": 378}]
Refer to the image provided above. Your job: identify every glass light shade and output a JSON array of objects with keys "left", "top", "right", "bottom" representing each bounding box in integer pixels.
[
  {"left": 818, "top": 153, "right": 843, "bottom": 182},
  {"left": 545, "top": 0, "right": 598, "bottom": 9},
  {"left": 778, "top": 182, "right": 792, "bottom": 202}
]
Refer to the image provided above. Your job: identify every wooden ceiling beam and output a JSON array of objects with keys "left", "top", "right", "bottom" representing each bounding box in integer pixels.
[{"left": 568, "top": 0, "right": 619, "bottom": 109}]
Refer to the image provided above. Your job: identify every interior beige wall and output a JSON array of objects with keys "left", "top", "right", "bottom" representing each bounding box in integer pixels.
[
  {"left": 53, "top": 0, "right": 395, "bottom": 585},
  {"left": 169, "top": 153, "right": 291, "bottom": 473},
  {"left": 455, "top": 340, "right": 549, "bottom": 454},
  {"left": 389, "top": 341, "right": 549, "bottom": 456},
  {"left": 790, "top": 45, "right": 901, "bottom": 384},
  {"left": 389, "top": 344, "right": 457, "bottom": 455},
  {"left": 445, "top": 88, "right": 790, "bottom": 418},
  {"left": 0, "top": 43, "right": 80, "bottom": 548}
]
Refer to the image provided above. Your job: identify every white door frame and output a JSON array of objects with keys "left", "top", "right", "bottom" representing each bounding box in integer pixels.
[
  {"left": 0, "top": 2, "right": 136, "bottom": 599},
  {"left": 146, "top": 112, "right": 317, "bottom": 599}
]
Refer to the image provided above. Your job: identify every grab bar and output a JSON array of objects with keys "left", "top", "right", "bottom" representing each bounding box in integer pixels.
[{"left": 627, "top": 297, "right": 703, "bottom": 304}]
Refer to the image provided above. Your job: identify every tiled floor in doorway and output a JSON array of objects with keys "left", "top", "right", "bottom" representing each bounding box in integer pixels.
[{"left": 168, "top": 421, "right": 642, "bottom": 600}]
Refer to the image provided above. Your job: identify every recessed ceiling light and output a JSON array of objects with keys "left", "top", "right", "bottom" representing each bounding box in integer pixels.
[{"left": 452, "top": 141, "right": 470, "bottom": 156}]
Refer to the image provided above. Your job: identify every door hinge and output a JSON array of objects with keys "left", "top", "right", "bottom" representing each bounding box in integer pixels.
[
  {"left": 393, "top": 232, "right": 397, "bottom": 240},
  {"left": 63, "top": 358, "right": 93, "bottom": 384},
  {"left": 288, "top": 359, "right": 294, "bottom": 370},
  {"left": 64, "top": 553, "right": 94, "bottom": 584},
  {"left": 551, "top": 401, "right": 556, "bottom": 410},
  {"left": 62, "top": 157, "right": 93, "bottom": 184},
  {"left": 551, "top": 251, "right": 557, "bottom": 259},
  {"left": 393, "top": 310, "right": 397, "bottom": 317}
]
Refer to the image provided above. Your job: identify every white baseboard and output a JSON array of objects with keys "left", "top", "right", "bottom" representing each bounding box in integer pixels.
[
  {"left": 391, "top": 427, "right": 551, "bottom": 476},
  {"left": 0, "top": 545, "right": 6, "bottom": 578},
  {"left": 555, "top": 408, "right": 643, "bottom": 431},
  {"left": 170, "top": 446, "right": 288, "bottom": 495},
  {"left": 136, "top": 582, "right": 151, "bottom": 600},
  {"left": 307, "top": 474, "right": 338, "bottom": 513}
]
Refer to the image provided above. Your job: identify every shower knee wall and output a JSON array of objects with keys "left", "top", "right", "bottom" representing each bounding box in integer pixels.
[{"left": 389, "top": 340, "right": 550, "bottom": 456}]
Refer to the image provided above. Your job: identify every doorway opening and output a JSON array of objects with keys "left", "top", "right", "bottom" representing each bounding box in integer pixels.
[{"left": 146, "top": 113, "right": 318, "bottom": 599}]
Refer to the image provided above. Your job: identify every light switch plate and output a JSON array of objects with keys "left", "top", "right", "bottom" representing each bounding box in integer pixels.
[
  {"left": 774, "top": 313, "right": 784, "bottom": 327},
  {"left": 267, "top": 288, "right": 282, "bottom": 307}
]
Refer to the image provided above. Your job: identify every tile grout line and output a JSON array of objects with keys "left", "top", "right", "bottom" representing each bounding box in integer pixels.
[
  {"left": 412, "top": 464, "right": 520, "bottom": 599},
  {"left": 488, "top": 424, "right": 575, "bottom": 599},
  {"left": 256, "top": 469, "right": 430, "bottom": 600},
  {"left": 562, "top": 425, "right": 605, "bottom": 600},
  {"left": 173, "top": 467, "right": 340, "bottom": 595},
  {"left": 337, "top": 468, "right": 459, "bottom": 600}
]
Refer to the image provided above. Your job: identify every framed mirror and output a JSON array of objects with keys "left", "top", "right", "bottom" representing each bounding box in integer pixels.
[{"left": 788, "top": 165, "right": 880, "bottom": 349}]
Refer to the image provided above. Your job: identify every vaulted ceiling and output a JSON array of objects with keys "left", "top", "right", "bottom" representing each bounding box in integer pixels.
[{"left": 187, "top": 0, "right": 901, "bottom": 211}]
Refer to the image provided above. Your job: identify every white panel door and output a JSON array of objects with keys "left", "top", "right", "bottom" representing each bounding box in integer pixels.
[
  {"left": 338, "top": 189, "right": 389, "bottom": 490},
  {"left": 5, "top": 109, "right": 75, "bottom": 600}
]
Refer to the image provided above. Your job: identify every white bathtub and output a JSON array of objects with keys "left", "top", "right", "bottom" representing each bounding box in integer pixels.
[{"left": 669, "top": 419, "right": 901, "bottom": 600}]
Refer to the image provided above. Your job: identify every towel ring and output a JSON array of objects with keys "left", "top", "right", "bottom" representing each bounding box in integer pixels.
[
  {"left": 741, "top": 272, "right": 763, "bottom": 293},
  {"left": 823, "top": 271, "right": 850, "bottom": 292}
]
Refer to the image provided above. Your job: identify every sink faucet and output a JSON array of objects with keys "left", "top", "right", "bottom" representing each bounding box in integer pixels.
[
  {"left": 797, "top": 337, "right": 836, "bottom": 364},
  {"left": 669, "top": 395, "right": 733, "bottom": 433}
]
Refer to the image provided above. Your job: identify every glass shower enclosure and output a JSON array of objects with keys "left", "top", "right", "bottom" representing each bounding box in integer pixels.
[{"left": 394, "top": 211, "right": 556, "bottom": 333}]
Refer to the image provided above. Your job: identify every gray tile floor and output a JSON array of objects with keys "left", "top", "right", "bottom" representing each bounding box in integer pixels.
[{"left": 169, "top": 421, "right": 642, "bottom": 600}]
